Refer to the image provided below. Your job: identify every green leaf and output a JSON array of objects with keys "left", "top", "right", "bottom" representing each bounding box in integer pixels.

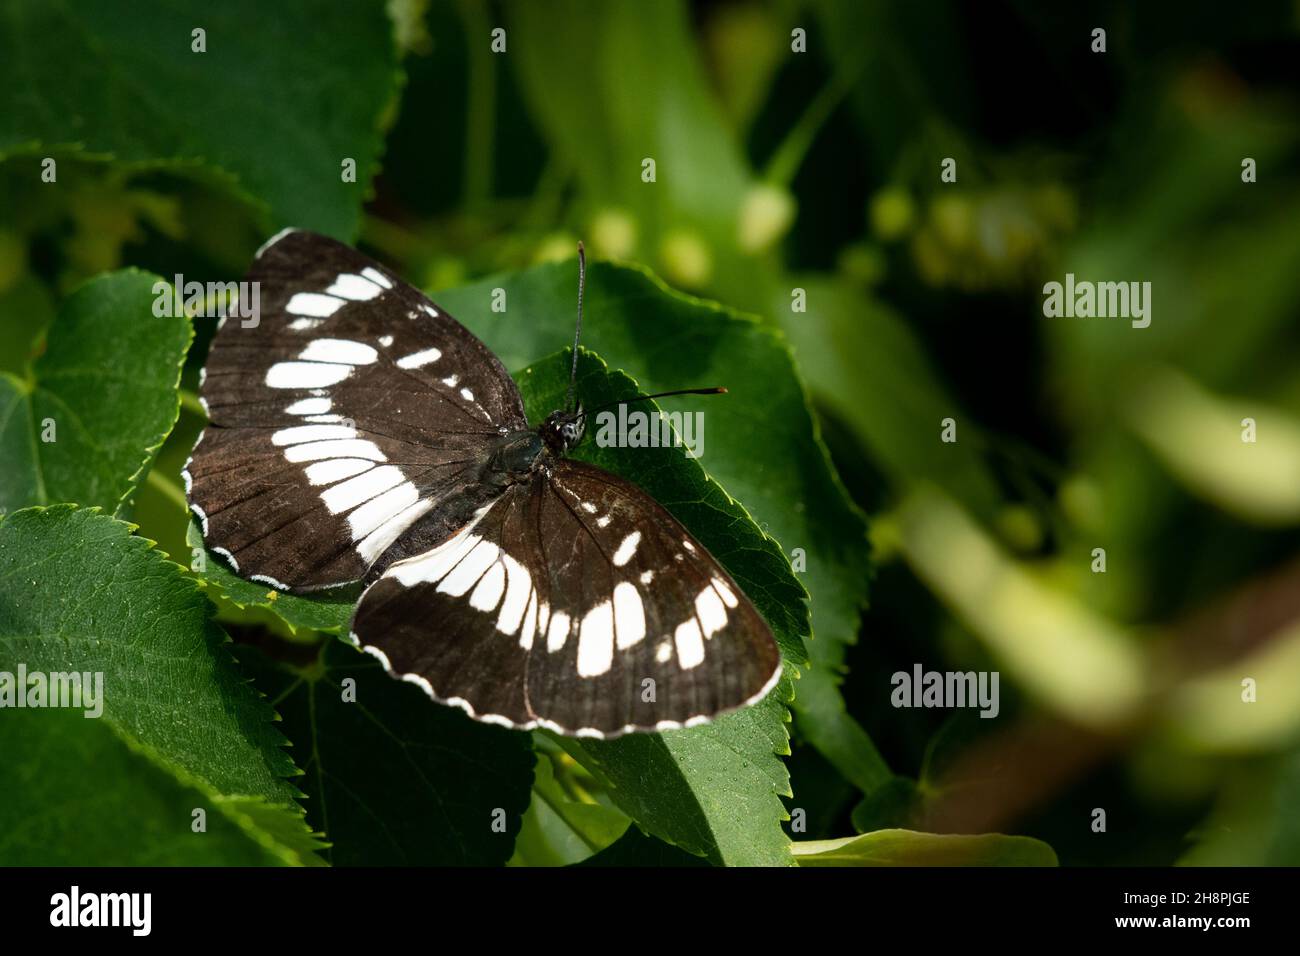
[
  {"left": 509, "top": 750, "right": 630, "bottom": 867},
  {"left": 0, "top": 270, "right": 190, "bottom": 516},
  {"left": 238, "top": 640, "right": 536, "bottom": 866},
  {"left": 577, "top": 825, "right": 710, "bottom": 867},
  {"left": 0, "top": 709, "right": 324, "bottom": 866},
  {"left": 517, "top": 350, "right": 806, "bottom": 866},
  {"left": 791, "top": 829, "right": 1058, "bottom": 867},
  {"left": 186, "top": 519, "right": 358, "bottom": 634},
  {"left": 0, "top": 505, "right": 299, "bottom": 805},
  {"left": 0, "top": 0, "right": 401, "bottom": 239},
  {"left": 0, "top": 272, "right": 55, "bottom": 378}
]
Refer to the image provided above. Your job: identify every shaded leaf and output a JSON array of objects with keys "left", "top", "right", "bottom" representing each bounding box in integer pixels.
[
  {"left": 238, "top": 640, "right": 535, "bottom": 866},
  {"left": 577, "top": 825, "right": 710, "bottom": 867}
]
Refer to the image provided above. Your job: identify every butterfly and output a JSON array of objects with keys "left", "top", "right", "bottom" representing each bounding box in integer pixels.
[{"left": 185, "top": 230, "right": 781, "bottom": 737}]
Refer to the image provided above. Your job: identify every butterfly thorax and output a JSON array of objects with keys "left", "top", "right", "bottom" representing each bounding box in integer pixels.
[
  {"left": 486, "top": 430, "right": 548, "bottom": 486},
  {"left": 488, "top": 405, "right": 584, "bottom": 485}
]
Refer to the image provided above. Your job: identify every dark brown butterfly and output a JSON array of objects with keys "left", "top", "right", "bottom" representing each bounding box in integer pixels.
[{"left": 186, "top": 230, "right": 780, "bottom": 737}]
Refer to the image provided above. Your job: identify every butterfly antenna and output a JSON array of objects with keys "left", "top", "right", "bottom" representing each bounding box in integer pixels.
[
  {"left": 579, "top": 386, "right": 727, "bottom": 420},
  {"left": 567, "top": 241, "right": 585, "bottom": 413}
]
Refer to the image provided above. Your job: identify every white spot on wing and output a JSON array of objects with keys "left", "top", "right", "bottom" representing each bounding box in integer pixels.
[
  {"left": 326, "top": 273, "right": 383, "bottom": 301},
  {"left": 266, "top": 361, "right": 352, "bottom": 389},
  {"left": 378, "top": 335, "right": 393, "bottom": 347},
  {"left": 577, "top": 602, "right": 614, "bottom": 677},
  {"left": 712, "top": 577, "right": 739, "bottom": 608},
  {"left": 348, "top": 483, "right": 418, "bottom": 541},
  {"left": 286, "top": 397, "right": 331, "bottom": 415},
  {"left": 320, "top": 465, "right": 405, "bottom": 514},
  {"left": 546, "top": 611, "right": 570, "bottom": 652},
  {"left": 469, "top": 561, "right": 506, "bottom": 612},
  {"left": 695, "top": 585, "right": 728, "bottom": 638},
  {"left": 396, "top": 347, "right": 442, "bottom": 369},
  {"left": 674, "top": 619, "right": 705, "bottom": 669},
  {"left": 356, "top": 498, "right": 433, "bottom": 564},
  {"left": 612, "top": 531, "right": 641, "bottom": 567},
  {"left": 437, "top": 540, "right": 499, "bottom": 597},
  {"left": 305, "top": 458, "right": 372, "bottom": 486},
  {"left": 613, "top": 582, "right": 645, "bottom": 649},
  {"left": 288, "top": 318, "right": 323, "bottom": 331},
  {"left": 286, "top": 292, "right": 345, "bottom": 317},
  {"left": 519, "top": 590, "right": 539, "bottom": 649},
  {"left": 362, "top": 267, "right": 393, "bottom": 289},
  {"left": 496, "top": 554, "right": 531, "bottom": 635},
  {"left": 272, "top": 424, "right": 356, "bottom": 446},
  {"left": 299, "top": 338, "right": 378, "bottom": 365},
  {"left": 285, "top": 438, "right": 385, "bottom": 462}
]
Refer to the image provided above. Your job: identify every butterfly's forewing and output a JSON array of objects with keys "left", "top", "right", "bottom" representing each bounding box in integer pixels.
[
  {"left": 187, "top": 230, "right": 526, "bottom": 590},
  {"left": 352, "top": 459, "right": 782, "bottom": 737}
]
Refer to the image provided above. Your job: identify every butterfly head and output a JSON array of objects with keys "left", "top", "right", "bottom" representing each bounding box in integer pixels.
[{"left": 539, "top": 405, "right": 586, "bottom": 454}]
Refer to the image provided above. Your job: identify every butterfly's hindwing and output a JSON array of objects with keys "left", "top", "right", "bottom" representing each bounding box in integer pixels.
[
  {"left": 186, "top": 230, "right": 526, "bottom": 590},
  {"left": 352, "top": 460, "right": 783, "bottom": 737}
]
